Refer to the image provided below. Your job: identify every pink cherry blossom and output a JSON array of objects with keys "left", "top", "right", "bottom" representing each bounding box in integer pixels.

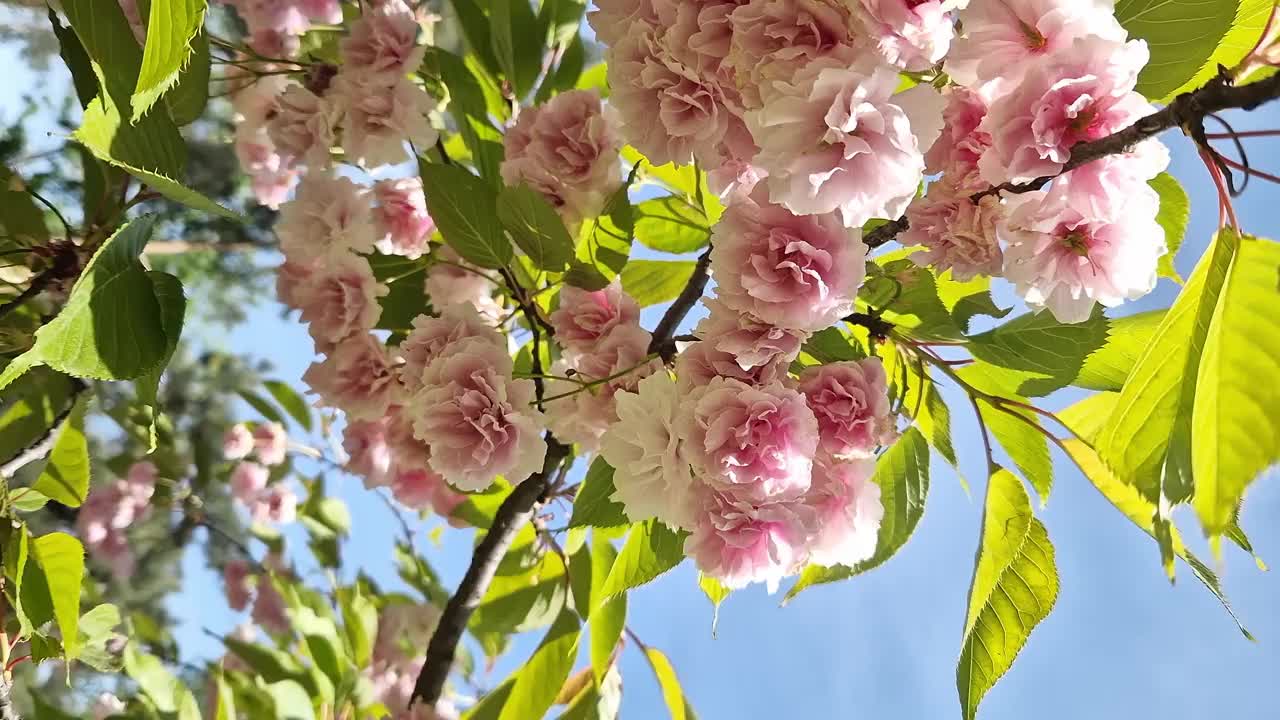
[
  {"left": 332, "top": 74, "right": 440, "bottom": 169},
  {"left": 601, "top": 372, "right": 699, "bottom": 530},
  {"left": 277, "top": 174, "right": 377, "bottom": 264},
  {"left": 373, "top": 602, "right": 441, "bottom": 669},
  {"left": 999, "top": 170, "right": 1166, "bottom": 323},
  {"left": 710, "top": 192, "right": 867, "bottom": 331},
  {"left": 978, "top": 36, "right": 1152, "bottom": 185},
  {"left": 501, "top": 89, "right": 624, "bottom": 224},
  {"left": 252, "top": 422, "right": 289, "bottom": 466},
  {"left": 297, "top": 0, "right": 342, "bottom": 23},
  {"left": 230, "top": 461, "right": 269, "bottom": 504},
  {"left": 411, "top": 338, "right": 546, "bottom": 490},
  {"left": 302, "top": 333, "right": 400, "bottom": 421},
  {"left": 545, "top": 325, "right": 659, "bottom": 450},
  {"left": 276, "top": 258, "right": 316, "bottom": 309},
  {"left": 685, "top": 490, "right": 815, "bottom": 590},
  {"left": 673, "top": 338, "right": 790, "bottom": 395},
  {"left": 341, "top": 0, "right": 425, "bottom": 78},
  {"left": 1055, "top": 143, "right": 1170, "bottom": 220},
  {"left": 373, "top": 177, "right": 435, "bottom": 259},
  {"left": 726, "top": 0, "right": 861, "bottom": 110},
  {"left": 853, "top": 0, "right": 958, "bottom": 72},
  {"left": 425, "top": 247, "right": 505, "bottom": 323},
  {"left": 251, "top": 483, "right": 299, "bottom": 525},
  {"left": 679, "top": 377, "right": 820, "bottom": 503},
  {"left": 344, "top": 417, "right": 394, "bottom": 486},
  {"left": 549, "top": 280, "right": 641, "bottom": 353},
  {"left": 127, "top": 461, "right": 158, "bottom": 488},
  {"left": 747, "top": 51, "right": 925, "bottom": 228},
  {"left": 223, "top": 423, "right": 255, "bottom": 460},
  {"left": 268, "top": 84, "right": 341, "bottom": 167},
  {"left": 398, "top": 305, "right": 505, "bottom": 393},
  {"left": 587, "top": 0, "right": 660, "bottom": 47},
  {"left": 803, "top": 459, "right": 883, "bottom": 567},
  {"left": 252, "top": 576, "right": 290, "bottom": 634},
  {"left": 947, "top": 0, "right": 1126, "bottom": 93},
  {"left": 695, "top": 298, "right": 807, "bottom": 371},
  {"left": 902, "top": 174, "right": 1005, "bottom": 281},
  {"left": 296, "top": 253, "right": 388, "bottom": 352},
  {"left": 798, "top": 358, "right": 895, "bottom": 460},
  {"left": 224, "top": 559, "right": 255, "bottom": 611}
]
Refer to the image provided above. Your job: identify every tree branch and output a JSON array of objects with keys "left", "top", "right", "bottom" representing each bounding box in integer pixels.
[
  {"left": 410, "top": 436, "right": 571, "bottom": 710},
  {"left": 649, "top": 246, "right": 712, "bottom": 360}
]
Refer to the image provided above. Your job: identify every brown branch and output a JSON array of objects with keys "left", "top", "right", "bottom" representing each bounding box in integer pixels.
[
  {"left": 410, "top": 436, "right": 571, "bottom": 711},
  {"left": 843, "top": 312, "right": 895, "bottom": 340},
  {"left": 864, "top": 217, "right": 909, "bottom": 250},
  {"left": 649, "top": 246, "right": 712, "bottom": 360}
]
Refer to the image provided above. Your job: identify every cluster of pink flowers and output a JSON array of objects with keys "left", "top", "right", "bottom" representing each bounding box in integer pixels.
[
  {"left": 544, "top": 282, "right": 660, "bottom": 451},
  {"left": 221, "top": 553, "right": 293, "bottom": 635},
  {"left": 76, "top": 462, "right": 159, "bottom": 581},
  {"left": 223, "top": 422, "right": 299, "bottom": 525},
  {"left": 365, "top": 603, "right": 458, "bottom": 720},
  {"left": 901, "top": 0, "right": 1169, "bottom": 322},
  {"left": 227, "top": 0, "right": 441, "bottom": 208}
]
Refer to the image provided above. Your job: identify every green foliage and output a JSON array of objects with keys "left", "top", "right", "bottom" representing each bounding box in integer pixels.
[
  {"left": 498, "top": 184, "right": 575, "bottom": 271},
  {"left": 125, "top": 646, "right": 202, "bottom": 717},
  {"left": 634, "top": 196, "right": 712, "bottom": 254},
  {"left": 26, "top": 532, "right": 87, "bottom": 662},
  {"left": 1151, "top": 173, "right": 1190, "bottom": 282},
  {"left": 420, "top": 162, "right": 512, "bottom": 269},
  {"left": 599, "top": 520, "right": 687, "bottom": 599},
  {"left": 423, "top": 48, "right": 505, "bottom": 181},
  {"left": 1191, "top": 235, "right": 1280, "bottom": 538},
  {"left": 568, "top": 457, "right": 629, "bottom": 529},
  {"left": 620, "top": 260, "right": 698, "bottom": 307},
  {"left": 0, "top": 165, "right": 49, "bottom": 247},
  {"left": 499, "top": 610, "right": 582, "bottom": 720},
  {"left": 1115, "top": 0, "right": 1239, "bottom": 100},
  {"left": 30, "top": 395, "right": 90, "bottom": 507},
  {"left": 136, "top": 270, "right": 187, "bottom": 449},
  {"left": 1073, "top": 310, "right": 1165, "bottom": 391},
  {"left": 133, "top": 0, "right": 207, "bottom": 121},
  {"left": 784, "top": 429, "right": 930, "bottom": 600},
  {"left": 967, "top": 308, "right": 1110, "bottom": 397},
  {"left": 167, "top": 30, "right": 211, "bottom": 126},
  {"left": 978, "top": 400, "right": 1052, "bottom": 503},
  {"left": 1165, "top": 0, "right": 1275, "bottom": 95},
  {"left": 471, "top": 551, "right": 568, "bottom": 634},
  {"left": 697, "top": 574, "right": 730, "bottom": 636},
  {"left": 641, "top": 645, "right": 698, "bottom": 720},
  {"left": 587, "top": 534, "right": 626, "bottom": 680},
  {"left": 956, "top": 469, "right": 1058, "bottom": 720},
  {"left": 264, "top": 379, "right": 313, "bottom": 432}
]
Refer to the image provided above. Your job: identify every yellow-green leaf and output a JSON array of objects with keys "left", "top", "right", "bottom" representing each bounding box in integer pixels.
[
  {"left": 31, "top": 395, "right": 90, "bottom": 507},
  {"left": 499, "top": 610, "right": 582, "bottom": 720},
  {"left": 133, "top": 0, "right": 207, "bottom": 121}
]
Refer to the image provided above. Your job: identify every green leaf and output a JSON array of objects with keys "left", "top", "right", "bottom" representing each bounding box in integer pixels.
[
  {"left": 783, "top": 428, "right": 929, "bottom": 601},
  {"left": 588, "top": 535, "right": 625, "bottom": 681},
  {"left": 1151, "top": 173, "right": 1189, "bottom": 282},
  {"left": 956, "top": 468, "right": 1059, "bottom": 720},
  {"left": 620, "top": 260, "right": 697, "bottom": 308},
  {"left": 12, "top": 489, "right": 50, "bottom": 513},
  {"left": 488, "top": 0, "right": 543, "bottom": 97},
  {"left": 697, "top": 573, "right": 730, "bottom": 637},
  {"left": 420, "top": 162, "right": 511, "bottom": 269},
  {"left": 266, "top": 680, "right": 316, "bottom": 720},
  {"left": 1073, "top": 309, "right": 1166, "bottom": 391},
  {"left": 801, "top": 326, "right": 866, "bottom": 365},
  {"left": 1173, "top": 0, "right": 1276, "bottom": 94},
  {"left": 77, "top": 603, "right": 124, "bottom": 672},
  {"left": 136, "top": 270, "right": 186, "bottom": 450},
  {"left": 1116, "top": 0, "right": 1239, "bottom": 100},
  {"left": 30, "top": 532, "right": 86, "bottom": 660},
  {"left": 464, "top": 677, "right": 516, "bottom": 720},
  {"left": 568, "top": 458, "right": 629, "bottom": 529},
  {"left": 133, "top": 0, "right": 207, "bottom": 120},
  {"left": 47, "top": 9, "right": 98, "bottom": 110},
  {"left": 0, "top": 165, "right": 49, "bottom": 247},
  {"left": 576, "top": 171, "right": 638, "bottom": 282},
  {"left": 862, "top": 259, "right": 965, "bottom": 341},
  {"left": 599, "top": 520, "right": 687, "bottom": 599},
  {"left": 126, "top": 647, "right": 201, "bottom": 715},
  {"left": 641, "top": 646, "right": 697, "bottom": 720},
  {"left": 634, "top": 196, "right": 712, "bottom": 254},
  {"left": 423, "top": 48, "right": 505, "bottom": 180},
  {"left": 264, "top": 379, "right": 313, "bottom": 432},
  {"left": 471, "top": 553, "right": 568, "bottom": 634},
  {"left": 31, "top": 395, "right": 90, "bottom": 507},
  {"left": 1191, "top": 235, "right": 1280, "bottom": 539},
  {"left": 498, "top": 184, "right": 575, "bottom": 271},
  {"left": 967, "top": 307, "right": 1110, "bottom": 397},
  {"left": 166, "top": 29, "right": 211, "bottom": 126},
  {"left": 539, "top": 32, "right": 587, "bottom": 102},
  {"left": 499, "top": 610, "right": 582, "bottom": 720},
  {"left": 1095, "top": 230, "right": 1240, "bottom": 505},
  {"left": 559, "top": 664, "right": 622, "bottom": 720},
  {"left": 0, "top": 217, "right": 167, "bottom": 390},
  {"left": 236, "top": 389, "right": 286, "bottom": 425},
  {"left": 214, "top": 668, "right": 237, "bottom": 720},
  {"left": 978, "top": 400, "right": 1052, "bottom": 504}
]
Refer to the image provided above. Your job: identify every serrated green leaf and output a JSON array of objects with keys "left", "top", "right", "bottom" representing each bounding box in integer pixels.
[
  {"left": 31, "top": 532, "right": 85, "bottom": 660},
  {"left": 420, "top": 162, "right": 511, "bottom": 269},
  {"left": 863, "top": 259, "right": 965, "bottom": 341},
  {"left": 489, "top": 0, "right": 542, "bottom": 97},
  {"left": 12, "top": 489, "right": 50, "bottom": 513},
  {"left": 76, "top": 603, "right": 124, "bottom": 672},
  {"left": 956, "top": 468, "right": 1058, "bottom": 720},
  {"left": 1151, "top": 173, "right": 1189, "bottom": 282},
  {"left": 569, "top": 458, "right": 629, "bottom": 529},
  {"left": 599, "top": 520, "right": 686, "bottom": 599},
  {"left": 0, "top": 217, "right": 168, "bottom": 390},
  {"left": 642, "top": 646, "right": 697, "bottom": 720},
  {"left": 1192, "top": 235, "right": 1280, "bottom": 538},
  {"left": 588, "top": 534, "right": 625, "bottom": 681},
  {"left": 967, "top": 307, "right": 1110, "bottom": 397},
  {"left": 499, "top": 610, "right": 581, "bottom": 720},
  {"left": 559, "top": 664, "right": 622, "bottom": 720},
  {"left": 802, "top": 326, "right": 866, "bottom": 365},
  {"left": 471, "top": 552, "right": 567, "bottom": 634},
  {"left": 263, "top": 379, "right": 313, "bottom": 431},
  {"left": 133, "top": 0, "right": 207, "bottom": 120},
  {"left": 498, "top": 184, "right": 575, "bottom": 271},
  {"left": 31, "top": 395, "right": 90, "bottom": 507},
  {"left": 1073, "top": 309, "right": 1166, "bottom": 391},
  {"left": 634, "top": 196, "right": 711, "bottom": 254},
  {"left": 166, "top": 29, "right": 210, "bottom": 125},
  {"left": 136, "top": 270, "right": 186, "bottom": 450},
  {"left": 47, "top": 9, "right": 98, "bottom": 110},
  {"left": 1169, "top": 0, "right": 1275, "bottom": 95},
  {"left": 620, "top": 259, "right": 697, "bottom": 308},
  {"left": 236, "top": 388, "right": 286, "bottom": 425},
  {"left": 0, "top": 165, "right": 49, "bottom": 247},
  {"left": 784, "top": 428, "right": 929, "bottom": 601},
  {"left": 1116, "top": 0, "right": 1239, "bottom": 100},
  {"left": 979, "top": 399, "right": 1052, "bottom": 504}
]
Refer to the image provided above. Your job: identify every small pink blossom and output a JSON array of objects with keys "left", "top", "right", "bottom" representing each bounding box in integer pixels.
[
  {"left": 332, "top": 74, "right": 440, "bottom": 169},
  {"left": 224, "top": 559, "right": 255, "bottom": 611},
  {"left": 252, "top": 576, "right": 290, "bottom": 635},
  {"left": 747, "top": 51, "right": 925, "bottom": 228},
  {"left": 710, "top": 192, "right": 867, "bottom": 332},
  {"left": 695, "top": 298, "right": 807, "bottom": 371},
  {"left": 978, "top": 36, "right": 1152, "bottom": 185},
  {"left": 268, "top": 84, "right": 341, "bottom": 167},
  {"left": 673, "top": 338, "right": 790, "bottom": 395},
  {"left": 398, "top": 305, "right": 505, "bottom": 393},
  {"left": 251, "top": 483, "right": 299, "bottom": 525},
  {"left": 923, "top": 87, "right": 991, "bottom": 176},
  {"left": 276, "top": 258, "right": 317, "bottom": 310},
  {"left": 296, "top": 253, "right": 388, "bottom": 352},
  {"left": 685, "top": 490, "right": 815, "bottom": 590},
  {"left": 344, "top": 417, "right": 394, "bottom": 486},
  {"left": 341, "top": 0, "right": 425, "bottom": 78},
  {"left": 373, "top": 177, "right": 435, "bottom": 259},
  {"left": 252, "top": 422, "right": 289, "bottom": 466},
  {"left": 501, "top": 90, "right": 624, "bottom": 224},
  {"left": 549, "top": 280, "right": 641, "bottom": 354},
  {"left": 853, "top": 0, "right": 957, "bottom": 72},
  {"left": 425, "top": 247, "right": 505, "bottom": 323},
  {"left": 726, "top": 0, "right": 861, "bottom": 110},
  {"left": 303, "top": 333, "right": 401, "bottom": 421},
  {"left": 277, "top": 174, "right": 377, "bottom": 265},
  {"left": 127, "top": 461, "right": 158, "bottom": 489},
  {"left": 545, "top": 326, "right": 660, "bottom": 450},
  {"left": 373, "top": 602, "right": 441, "bottom": 669},
  {"left": 411, "top": 338, "right": 546, "bottom": 490},
  {"left": 679, "top": 377, "right": 820, "bottom": 503},
  {"left": 230, "top": 461, "right": 269, "bottom": 504},
  {"left": 902, "top": 174, "right": 1005, "bottom": 281},
  {"left": 803, "top": 459, "right": 883, "bottom": 567},
  {"left": 223, "top": 423, "right": 255, "bottom": 460},
  {"left": 798, "top": 358, "right": 895, "bottom": 460}
]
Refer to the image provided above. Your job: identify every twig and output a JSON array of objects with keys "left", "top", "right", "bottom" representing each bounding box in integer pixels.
[
  {"left": 843, "top": 312, "right": 895, "bottom": 340},
  {"left": 410, "top": 436, "right": 571, "bottom": 710},
  {"left": 649, "top": 247, "right": 712, "bottom": 360}
]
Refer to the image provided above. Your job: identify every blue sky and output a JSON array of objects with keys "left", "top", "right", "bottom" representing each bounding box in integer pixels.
[{"left": 4, "top": 14, "right": 1280, "bottom": 719}]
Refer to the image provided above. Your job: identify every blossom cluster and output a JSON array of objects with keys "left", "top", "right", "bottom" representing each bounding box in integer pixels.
[
  {"left": 76, "top": 461, "right": 159, "bottom": 581},
  {"left": 367, "top": 602, "right": 458, "bottom": 720},
  {"left": 221, "top": 553, "right": 293, "bottom": 635}
]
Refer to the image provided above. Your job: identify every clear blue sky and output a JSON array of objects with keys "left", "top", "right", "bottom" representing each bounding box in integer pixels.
[{"left": 4, "top": 13, "right": 1279, "bottom": 718}]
